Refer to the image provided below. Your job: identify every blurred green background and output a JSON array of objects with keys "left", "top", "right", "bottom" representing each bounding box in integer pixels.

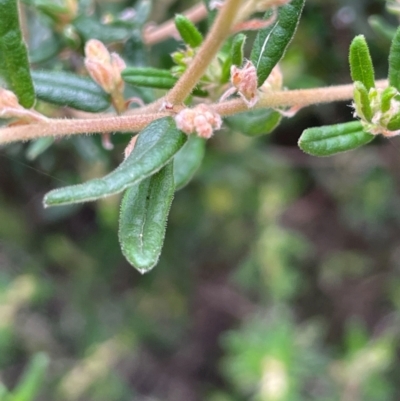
[{"left": 2, "top": 0, "right": 400, "bottom": 400}]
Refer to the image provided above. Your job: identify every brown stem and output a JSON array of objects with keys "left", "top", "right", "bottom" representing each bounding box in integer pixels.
[
  {"left": 0, "top": 80, "right": 388, "bottom": 145},
  {"left": 0, "top": 113, "right": 167, "bottom": 145},
  {"left": 165, "top": 0, "right": 243, "bottom": 105}
]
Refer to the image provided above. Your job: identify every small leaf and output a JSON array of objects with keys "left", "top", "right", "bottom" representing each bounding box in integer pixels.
[
  {"left": 31, "top": 70, "right": 111, "bottom": 112},
  {"left": 11, "top": 352, "right": 49, "bottom": 401},
  {"left": 0, "top": 384, "right": 8, "bottom": 399},
  {"left": 349, "top": 35, "right": 375, "bottom": 90},
  {"left": 298, "top": 121, "right": 375, "bottom": 157},
  {"left": 122, "top": 67, "right": 207, "bottom": 96},
  {"left": 388, "top": 26, "right": 400, "bottom": 91},
  {"left": 25, "top": 137, "right": 54, "bottom": 161},
  {"left": 250, "top": 0, "right": 305, "bottom": 87},
  {"left": 122, "top": 67, "right": 178, "bottom": 89},
  {"left": 174, "top": 14, "right": 203, "bottom": 48},
  {"left": 231, "top": 33, "right": 246, "bottom": 67},
  {"left": 353, "top": 81, "right": 372, "bottom": 121},
  {"left": 203, "top": 0, "right": 218, "bottom": 27},
  {"left": 43, "top": 117, "right": 186, "bottom": 207},
  {"left": 368, "top": 15, "right": 396, "bottom": 41},
  {"left": 73, "top": 16, "right": 130, "bottom": 43},
  {"left": 387, "top": 112, "right": 400, "bottom": 130},
  {"left": 0, "top": 0, "right": 35, "bottom": 107},
  {"left": 225, "top": 109, "right": 282, "bottom": 137},
  {"left": 380, "top": 86, "right": 397, "bottom": 113},
  {"left": 29, "top": 34, "right": 63, "bottom": 64},
  {"left": 174, "top": 135, "right": 206, "bottom": 190},
  {"left": 119, "top": 162, "right": 175, "bottom": 273}
]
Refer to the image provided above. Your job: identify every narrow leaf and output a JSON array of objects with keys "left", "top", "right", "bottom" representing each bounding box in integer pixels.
[
  {"left": 11, "top": 352, "right": 49, "bottom": 401},
  {"left": 122, "top": 67, "right": 207, "bottom": 96},
  {"left": 388, "top": 26, "right": 400, "bottom": 91},
  {"left": 73, "top": 16, "right": 130, "bottom": 43},
  {"left": 29, "top": 34, "right": 63, "bottom": 64},
  {"left": 250, "top": 0, "right": 305, "bottom": 87},
  {"left": 353, "top": 81, "right": 372, "bottom": 122},
  {"left": 174, "top": 135, "right": 205, "bottom": 190},
  {"left": 349, "top": 35, "right": 375, "bottom": 90},
  {"left": 174, "top": 14, "right": 203, "bottom": 48},
  {"left": 231, "top": 33, "right": 246, "bottom": 67},
  {"left": 0, "top": 384, "right": 8, "bottom": 400},
  {"left": 387, "top": 113, "right": 400, "bottom": 130},
  {"left": 43, "top": 117, "right": 186, "bottom": 207},
  {"left": 298, "top": 121, "right": 375, "bottom": 157},
  {"left": 31, "top": 70, "right": 111, "bottom": 112},
  {"left": 25, "top": 137, "right": 54, "bottom": 160},
  {"left": 122, "top": 67, "right": 178, "bottom": 89},
  {"left": 0, "top": 0, "right": 35, "bottom": 107},
  {"left": 225, "top": 109, "right": 282, "bottom": 137},
  {"left": 368, "top": 15, "right": 396, "bottom": 41},
  {"left": 380, "top": 86, "right": 397, "bottom": 113},
  {"left": 119, "top": 162, "right": 175, "bottom": 273}
]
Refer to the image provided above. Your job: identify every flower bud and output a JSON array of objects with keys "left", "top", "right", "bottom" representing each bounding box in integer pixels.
[
  {"left": 175, "top": 104, "right": 222, "bottom": 139},
  {"left": 84, "top": 39, "right": 126, "bottom": 95},
  {"left": 0, "top": 88, "right": 47, "bottom": 123},
  {"left": 230, "top": 60, "right": 259, "bottom": 107}
]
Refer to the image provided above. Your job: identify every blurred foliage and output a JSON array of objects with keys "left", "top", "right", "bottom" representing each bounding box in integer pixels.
[{"left": 2, "top": 0, "right": 400, "bottom": 400}]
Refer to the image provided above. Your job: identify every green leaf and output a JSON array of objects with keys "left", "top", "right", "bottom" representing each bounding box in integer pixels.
[
  {"left": 29, "top": 34, "right": 63, "bottom": 64},
  {"left": 388, "top": 26, "right": 400, "bottom": 91},
  {"left": 25, "top": 137, "right": 54, "bottom": 161},
  {"left": 43, "top": 117, "right": 186, "bottom": 207},
  {"left": 231, "top": 33, "right": 246, "bottom": 67},
  {"left": 72, "top": 16, "right": 130, "bottom": 43},
  {"left": 203, "top": 0, "right": 218, "bottom": 27},
  {"left": 174, "top": 14, "right": 203, "bottom": 48},
  {"left": 0, "top": 384, "right": 8, "bottom": 400},
  {"left": 119, "top": 162, "right": 175, "bottom": 273},
  {"left": 122, "top": 67, "right": 178, "bottom": 89},
  {"left": 0, "top": 0, "right": 35, "bottom": 107},
  {"left": 174, "top": 135, "right": 205, "bottom": 190},
  {"left": 368, "top": 15, "right": 397, "bottom": 41},
  {"left": 349, "top": 35, "right": 375, "bottom": 90},
  {"left": 31, "top": 70, "right": 111, "bottom": 112},
  {"left": 11, "top": 352, "right": 49, "bottom": 401},
  {"left": 353, "top": 81, "right": 372, "bottom": 122},
  {"left": 122, "top": 67, "right": 207, "bottom": 96},
  {"left": 380, "top": 86, "right": 397, "bottom": 113},
  {"left": 250, "top": 0, "right": 305, "bottom": 87},
  {"left": 220, "top": 34, "right": 247, "bottom": 84},
  {"left": 225, "top": 108, "right": 282, "bottom": 137},
  {"left": 33, "top": 0, "right": 69, "bottom": 21},
  {"left": 298, "top": 121, "right": 375, "bottom": 157},
  {"left": 387, "top": 112, "right": 400, "bottom": 130}
]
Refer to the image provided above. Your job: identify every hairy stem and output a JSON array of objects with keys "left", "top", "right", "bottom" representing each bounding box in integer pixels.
[
  {"left": 0, "top": 113, "right": 167, "bottom": 145},
  {"left": 165, "top": 0, "right": 242, "bottom": 105},
  {"left": 0, "top": 80, "right": 388, "bottom": 145}
]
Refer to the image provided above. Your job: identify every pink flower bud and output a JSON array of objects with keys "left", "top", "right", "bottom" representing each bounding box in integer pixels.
[
  {"left": 0, "top": 88, "right": 21, "bottom": 110},
  {"left": 0, "top": 88, "right": 47, "bottom": 123},
  {"left": 175, "top": 104, "right": 222, "bottom": 139},
  {"left": 84, "top": 39, "right": 126, "bottom": 95},
  {"left": 231, "top": 60, "right": 259, "bottom": 107}
]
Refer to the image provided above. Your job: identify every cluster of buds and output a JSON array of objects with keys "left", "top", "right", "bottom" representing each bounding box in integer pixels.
[
  {"left": 353, "top": 84, "right": 400, "bottom": 137},
  {"left": 0, "top": 88, "right": 47, "bottom": 125},
  {"left": 220, "top": 60, "right": 259, "bottom": 107},
  {"left": 84, "top": 39, "right": 126, "bottom": 100},
  {"left": 175, "top": 103, "right": 222, "bottom": 139}
]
